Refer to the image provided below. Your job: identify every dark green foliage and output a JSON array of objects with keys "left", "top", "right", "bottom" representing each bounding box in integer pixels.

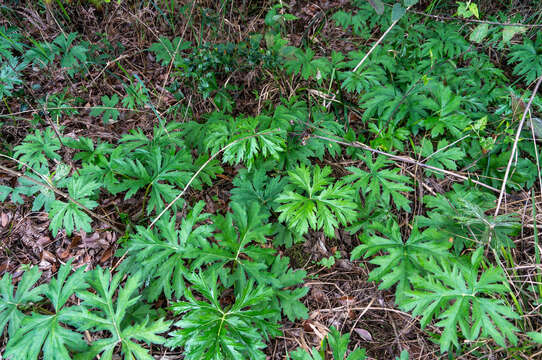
[
  {"left": 121, "top": 201, "right": 213, "bottom": 301},
  {"left": 231, "top": 167, "right": 287, "bottom": 216},
  {"left": 0, "top": 267, "right": 44, "bottom": 337},
  {"left": 351, "top": 221, "right": 450, "bottom": 303},
  {"left": 90, "top": 94, "right": 120, "bottom": 124},
  {"left": 1, "top": 1, "right": 538, "bottom": 358},
  {"left": 75, "top": 268, "right": 171, "bottom": 360},
  {"left": 167, "top": 269, "right": 280, "bottom": 360},
  {"left": 4, "top": 262, "right": 88, "bottom": 360},
  {"left": 345, "top": 153, "right": 413, "bottom": 212},
  {"left": 401, "top": 255, "right": 520, "bottom": 353},
  {"left": 14, "top": 128, "right": 61, "bottom": 169},
  {"left": 508, "top": 33, "right": 542, "bottom": 84},
  {"left": 49, "top": 176, "right": 100, "bottom": 236},
  {"left": 416, "top": 187, "right": 519, "bottom": 252}
]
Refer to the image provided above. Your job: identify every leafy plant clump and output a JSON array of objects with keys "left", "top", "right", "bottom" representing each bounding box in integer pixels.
[{"left": 1, "top": 0, "right": 541, "bottom": 359}]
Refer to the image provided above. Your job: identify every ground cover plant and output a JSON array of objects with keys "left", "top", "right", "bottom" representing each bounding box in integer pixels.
[{"left": 1, "top": 0, "right": 542, "bottom": 358}]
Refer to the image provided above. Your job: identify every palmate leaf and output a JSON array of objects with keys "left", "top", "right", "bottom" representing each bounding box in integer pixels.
[
  {"left": 528, "top": 331, "right": 542, "bottom": 344},
  {"left": 204, "top": 114, "right": 285, "bottom": 170},
  {"left": 194, "top": 202, "right": 275, "bottom": 288},
  {"left": 277, "top": 164, "right": 358, "bottom": 238},
  {"left": 122, "top": 81, "right": 149, "bottom": 110},
  {"left": 119, "top": 121, "right": 185, "bottom": 152},
  {"left": 0, "top": 266, "right": 44, "bottom": 337},
  {"left": 0, "top": 57, "right": 24, "bottom": 98},
  {"left": 226, "top": 117, "right": 285, "bottom": 170},
  {"left": 90, "top": 94, "right": 120, "bottom": 124},
  {"left": 311, "top": 51, "right": 346, "bottom": 84},
  {"left": 453, "top": 198, "right": 520, "bottom": 250},
  {"left": 4, "top": 261, "right": 88, "bottom": 360},
  {"left": 508, "top": 33, "right": 542, "bottom": 85},
  {"left": 12, "top": 163, "right": 70, "bottom": 212},
  {"left": 401, "top": 258, "right": 520, "bottom": 353},
  {"left": 148, "top": 36, "right": 190, "bottom": 67},
  {"left": 422, "top": 84, "right": 469, "bottom": 138},
  {"left": 193, "top": 202, "right": 308, "bottom": 321},
  {"left": 268, "top": 256, "right": 308, "bottom": 321},
  {"left": 75, "top": 268, "right": 171, "bottom": 360},
  {"left": 416, "top": 187, "right": 516, "bottom": 253},
  {"left": 24, "top": 40, "right": 58, "bottom": 68},
  {"left": 340, "top": 67, "right": 384, "bottom": 94},
  {"left": 284, "top": 47, "right": 317, "bottom": 80},
  {"left": 345, "top": 153, "right": 413, "bottom": 212},
  {"left": 351, "top": 221, "right": 450, "bottom": 304},
  {"left": 360, "top": 85, "right": 435, "bottom": 127},
  {"left": 167, "top": 269, "right": 281, "bottom": 360},
  {"left": 122, "top": 201, "right": 214, "bottom": 301},
  {"left": 49, "top": 176, "right": 100, "bottom": 236},
  {"left": 13, "top": 128, "right": 62, "bottom": 169},
  {"left": 110, "top": 146, "right": 193, "bottom": 215},
  {"left": 418, "top": 138, "right": 465, "bottom": 178},
  {"left": 52, "top": 32, "right": 88, "bottom": 77},
  {"left": 65, "top": 136, "right": 113, "bottom": 166},
  {"left": 420, "top": 22, "right": 469, "bottom": 59},
  {"left": 230, "top": 167, "right": 287, "bottom": 216}
]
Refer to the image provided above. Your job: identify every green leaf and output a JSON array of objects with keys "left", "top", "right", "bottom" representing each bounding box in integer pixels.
[
  {"left": 277, "top": 164, "right": 358, "bottom": 237},
  {"left": 502, "top": 26, "right": 526, "bottom": 43},
  {"left": 13, "top": 163, "right": 68, "bottom": 212},
  {"left": 422, "top": 84, "right": 469, "bottom": 138},
  {"left": 345, "top": 153, "right": 413, "bottom": 212},
  {"left": 284, "top": 48, "right": 317, "bottom": 80},
  {"left": 148, "top": 36, "right": 190, "bottom": 67},
  {"left": 391, "top": 3, "right": 406, "bottom": 22},
  {"left": 352, "top": 221, "right": 450, "bottom": 303},
  {"left": 508, "top": 34, "right": 542, "bottom": 84},
  {"left": 167, "top": 269, "right": 280, "bottom": 360},
  {"left": 0, "top": 57, "right": 24, "bottom": 98},
  {"left": 288, "top": 326, "right": 366, "bottom": 360},
  {"left": 90, "top": 94, "right": 120, "bottom": 124},
  {"left": 204, "top": 114, "right": 285, "bottom": 170},
  {"left": 418, "top": 138, "right": 465, "bottom": 178},
  {"left": 468, "top": 2, "right": 479, "bottom": 18},
  {"left": 528, "top": 331, "right": 542, "bottom": 344},
  {"left": 122, "top": 81, "right": 149, "bottom": 110},
  {"left": 121, "top": 201, "right": 213, "bottom": 301},
  {"left": 452, "top": 198, "right": 520, "bottom": 250},
  {"left": 231, "top": 167, "right": 287, "bottom": 216},
  {"left": 0, "top": 267, "right": 44, "bottom": 337},
  {"left": 184, "top": 202, "right": 307, "bottom": 321},
  {"left": 401, "top": 259, "right": 520, "bottom": 353},
  {"left": 49, "top": 176, "right": 100, "bottom": 236},
  {"left": 110, "top": 146, "right": 193, "bottom": 215},
  {"left": 416, "top": 186, "right": 498, "bottom": 253},
  {"left": 4, "top": 261, "right": 88, "bottom": 360},
  {"left": 13, "top": 128, "right": 61, "bottom": 169},
  {"left": 0, "top": 184, "right": 12, "bottom": 202},
  {"left": 469, "top": 23, "right": 489, "bottom": 43},
  {"left": 367, "top": 0, "right": 385, "bottom": 14},
  {"left": 75, "top": 268, "right": 171, "bottom": 360},
  {"left": 50, "top": 32, "right": 87, "bottom": 77}
]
